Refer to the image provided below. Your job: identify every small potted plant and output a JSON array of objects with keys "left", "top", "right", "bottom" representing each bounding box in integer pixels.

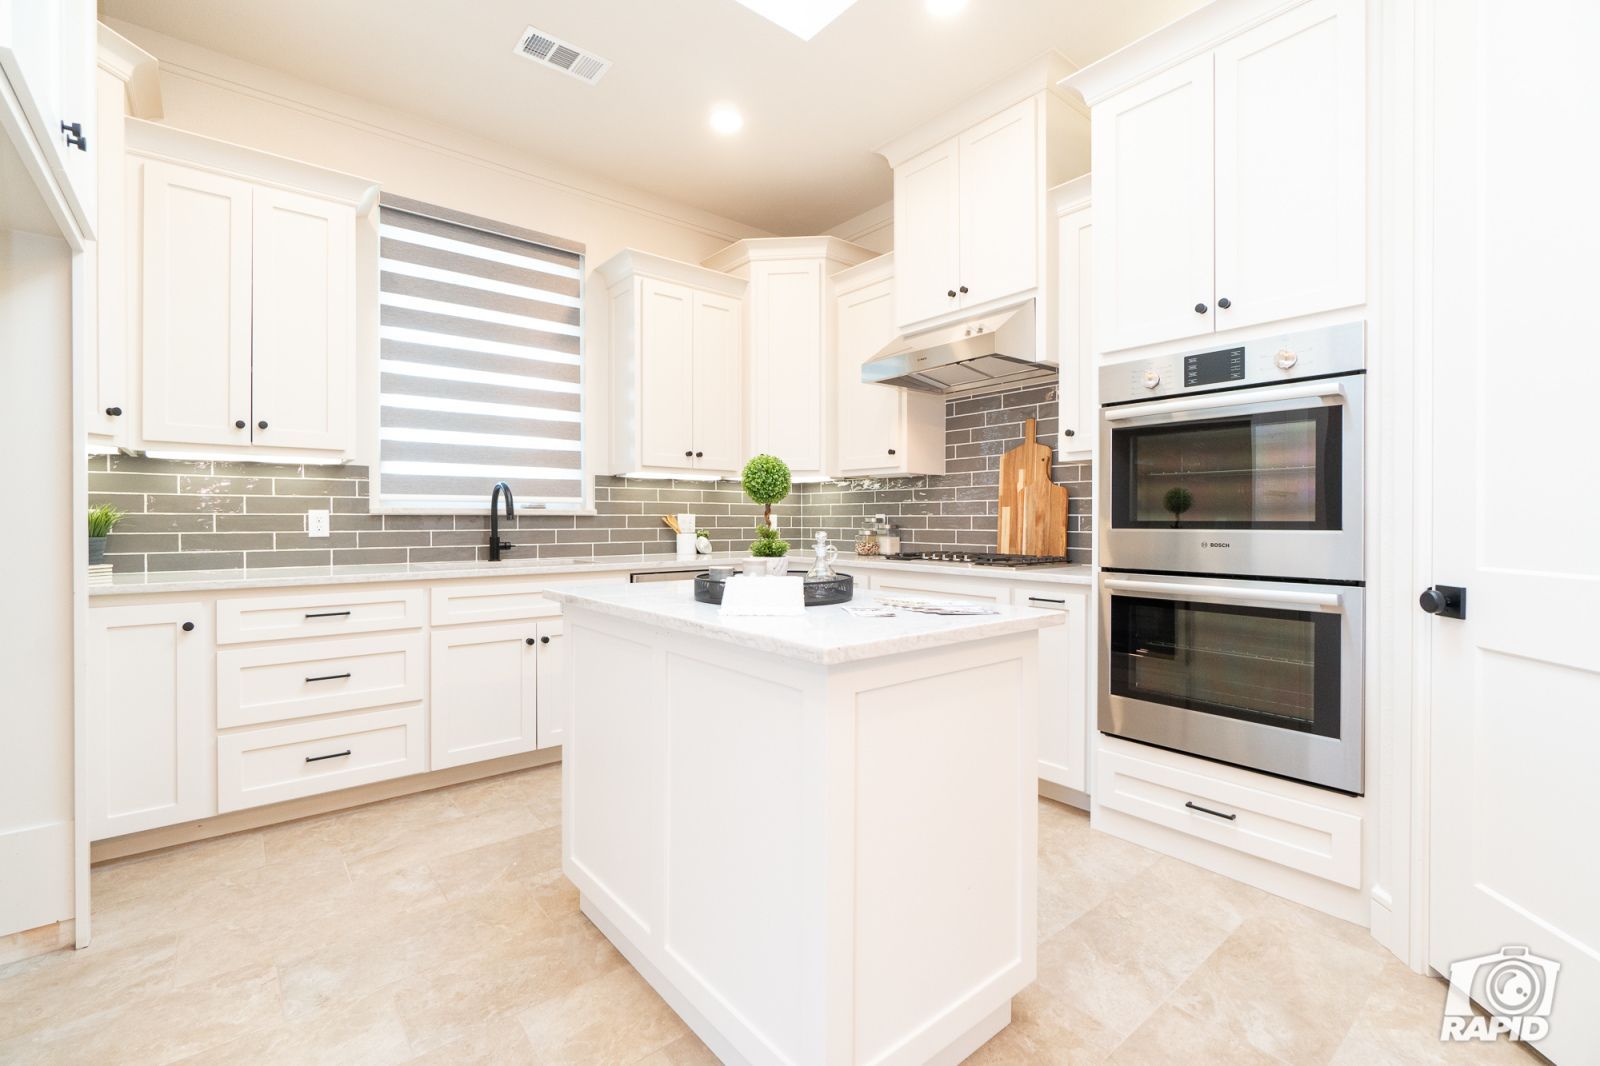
[
  {"left": 1163, "top": 486, "right": 1194, "bottom": 528},
  {"left": 88, "top": 504, "right": 125, "bottom": 564},
  {"left": 741, "top": 454, "right": 792, "bottom": 576}
]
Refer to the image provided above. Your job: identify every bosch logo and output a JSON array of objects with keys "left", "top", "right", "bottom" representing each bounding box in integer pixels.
[{"left": 1202, "top": 541, "right": 1232, "bottom": 549}]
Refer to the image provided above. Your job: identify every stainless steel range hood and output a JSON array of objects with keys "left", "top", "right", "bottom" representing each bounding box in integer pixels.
[{"left": 861, "top": 300, "right": 1051, "bottom": 394}]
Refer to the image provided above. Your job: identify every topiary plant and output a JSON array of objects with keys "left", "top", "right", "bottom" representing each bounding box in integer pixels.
[
  {"left": 741, "top": 454, "right": 791, "bottom": 529},
  {"left": 1163, "top": 486, "right": 1194, "bottom": 528},
  {"left": 749, "top": 524, "right": 790, "bottom": 558}
]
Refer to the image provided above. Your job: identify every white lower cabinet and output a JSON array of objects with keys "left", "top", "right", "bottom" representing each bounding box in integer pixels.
[
  {"left": 534, "top": 619, "right": 567, "bottom": 749},
  {"left": 429, "top": 621, "right": 540, "bottom": 770},
  {"left": 217, "top": 704, "right": 426, "bottom": 813},
  {"left": 88, "top": 602, "right": 213, "bottom": 840},
  {"left": 1011, "top": 582, "right": 1091, "bottom": 793}
]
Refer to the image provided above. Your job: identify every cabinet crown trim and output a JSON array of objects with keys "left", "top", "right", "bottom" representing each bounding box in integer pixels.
[
  {"left": 1049, "top": 174, "right": 1092, "bottom": 213},
  {"left": 876, "top": 51, "right": 1079, "bottom": 168},
  {"left": 1059, "top": 0, "right": 1309, "bottom": 106},
  {"left": 592, "top": 248, "right": 747, "bottom": 296},
  {"left": 125, "top": 119, "right": 380, "bottom": 212},
  {"left": 98, "top": 24, "right": 163, "bottom": 118},
  {"left": 829, "top": 251, "right": 894, "bottom": 293},
  {"left": 701, "top": 235, "right": 876, "bottom": 275}
]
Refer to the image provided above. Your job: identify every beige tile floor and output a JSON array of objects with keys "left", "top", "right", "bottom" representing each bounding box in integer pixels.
[{"left": 0, "top": 765, "right": 1540, "bottom": 1065}]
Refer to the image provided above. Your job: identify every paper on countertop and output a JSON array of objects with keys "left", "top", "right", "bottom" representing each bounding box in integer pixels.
[
  {"left": 871, "top": 596, "right": 1001, "bottom": 616},
  {"left": 840, "top": 604, "right": 896, "bottom": 618},
  {"left": 718, "top": 574, "right": 806, "bottom": 617}
]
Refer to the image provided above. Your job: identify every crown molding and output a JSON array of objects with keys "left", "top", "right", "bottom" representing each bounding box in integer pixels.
[
  {"left": 593, "top": 249, "right": 748, "bottom": 297},
  {"left": 1048, "top": 173, "right": 1092, "bottom": 213},
  {"left": 97, "top": 23, "right": 162, "bottom": 119},
  {"left": 701, "top": 235, "right": 877, "bottom": 275}
]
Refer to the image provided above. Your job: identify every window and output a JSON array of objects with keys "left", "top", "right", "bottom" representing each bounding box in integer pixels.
[{"left": 375, "top": 194, "right": 586, "bottom": 511}]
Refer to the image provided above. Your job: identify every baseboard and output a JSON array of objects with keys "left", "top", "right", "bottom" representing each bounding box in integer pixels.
[
  {"left": 1037, "top": 779, "right": 1089, "bottom": 810},
  {"left": 91, "top": 747, "right": 563, "bottom": 864},
  {"left": 0, "top": 918, "right": 75, "bottom": 967}
]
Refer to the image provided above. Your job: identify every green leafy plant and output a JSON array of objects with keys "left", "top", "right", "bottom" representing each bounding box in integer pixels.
[
  {"left": 88, "top": 504, "right": 126, "bottom": 539},
  {"left": 749, "top": 524, "right": 790, "bottom": 558},
  {"left": 741, "top": 454, "right": 791, "bottom": 528},
  {"left": 1162, "top": 487, "right": 1194, "bottom": 528}
]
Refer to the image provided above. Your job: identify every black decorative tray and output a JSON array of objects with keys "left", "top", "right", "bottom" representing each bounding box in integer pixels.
[{"left": 693, "top": 571, "right": 854, "bottom": 607}]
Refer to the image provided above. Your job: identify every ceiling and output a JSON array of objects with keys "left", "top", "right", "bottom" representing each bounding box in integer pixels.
[{"left": 100, "top": 0, "right": 1199, "bottom": 234}]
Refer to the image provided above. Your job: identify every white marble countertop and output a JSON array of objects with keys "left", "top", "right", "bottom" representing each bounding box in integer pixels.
[
  {"left": 547, "top": 580, "right": 1064, "bottom": 666},
  {"left": 88, "top": 552, "right": 1093, "bottom": 597}
]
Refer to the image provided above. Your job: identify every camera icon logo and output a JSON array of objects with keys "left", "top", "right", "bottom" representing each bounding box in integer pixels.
[{"left": 1440, "top": 945, "right": 1560, "bottom": 1043}]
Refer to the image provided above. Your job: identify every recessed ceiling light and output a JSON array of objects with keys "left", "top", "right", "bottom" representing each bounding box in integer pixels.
[
  {"left": 732, "top": 0, "right": 861, "bottom": 41},
  {"left": 926, "top": 0, "right": 968, "bottom": 17},
  {"left": 709, "top": 104, "right": 744, "bottom": 136}
]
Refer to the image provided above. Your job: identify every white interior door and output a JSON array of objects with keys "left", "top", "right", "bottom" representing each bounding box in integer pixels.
[
  {"left": 638, "top": 278, "right": 696, "bottom": 470},
  {"left": 140, "top": 159, "right": 253, "bottom": 448},
  {"left": 835, "top": 275, "right": 900, "bottom": 474},
  {"left": 1092, "top": 53, "right": 1215, "bottom": 354},
  {"left": 690, "top": 289, "right": 741, "bottom": 475},
  {"left": 250, "top": 187, "right": 352, "bottom": 453},
  {"left": 1427, "top": 3, "right": 1599, "bottom": 1061},
  {"left": 892, "top": 138, "right": 961, "bottom": 328},
  {"left": 957, "top": 96, "right": 1038, "bottom": 310},
  {"left": 1213, "top": 0, "right": 1364, "bottom": 331}
]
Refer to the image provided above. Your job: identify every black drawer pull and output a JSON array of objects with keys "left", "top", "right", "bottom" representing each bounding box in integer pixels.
[
  {"left": 1185, "top": 800, "right": 1237, "bottom": 821},
  {"left": 304, "top": 610, "right": 352, "bottom": 619},
  {"left": 305, "top": 672, "right": 352, "bottom": 683},
  {"left": 305, "top": 749, "right": 351, "bottom": 763}
]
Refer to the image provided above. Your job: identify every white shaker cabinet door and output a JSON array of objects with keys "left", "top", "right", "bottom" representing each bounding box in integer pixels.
[
  {"left": 140, "top": 160, "right": 254, "bottom": 448},
  {"left": 638, "top": 278, "right": 697, "bottom": 471},
  {"left": 88, "top": 603, "right": 213, "bottom": 840},
  {"left": 250, "top": 186, "right": 353, "bottom": 453},
  {"left": 1212, "top": 0, "right": 1365, "bottom": 332},
  {"left": 535, "top": 619, "right": 567, "bottom": 749},
  {"left": 892, "top": 138, "right": 962, "bottom": 330},
  {"left": 834, "top": 276, "right": 901, "bottom": 474},
  {"left": 1014, "top": 585, "right": 1091, "bottom": 793},
  {"left": 1092, "top": 54, "right": 1215, "bottom": 354},
  {"left": 1056, "top": 202, "right": 1095, "bottom": 457},
  {"left": 430, "top": 622, "right": 539, "bottom": 770},
  {"left": 957, "top": 96, "right": 1039, "bottom": 312},
  {"left": 749, "top": 259, "right": 825, "bottom": 475},
  {"left": 690, "top": 289, "right": 742, "bottom": 475}
]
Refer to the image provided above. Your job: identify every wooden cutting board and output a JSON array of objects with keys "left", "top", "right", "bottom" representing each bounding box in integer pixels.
[{"left": 997, "top": 417, "right": 1068, "bottom": 556}]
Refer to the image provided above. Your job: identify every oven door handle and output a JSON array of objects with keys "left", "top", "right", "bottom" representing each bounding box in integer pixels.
[
  {"left": 1103, "top": 380, "right": 1347, "bottom": 422},
  {"left": 1103, "top": 577, "right": 1345, "bottom": 612}
]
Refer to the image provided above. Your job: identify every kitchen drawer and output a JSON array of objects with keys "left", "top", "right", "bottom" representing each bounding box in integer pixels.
[
  {"left": 430, "top": 580, "right": 564, "bottom": 626},
  {"left": 217, "top": 632, "right": 425, "bottom": 728},
  {"left": 1094, "top": 744, "right": 1361, "bottom": 887},
  {"left": 217, "top": 587, "right": 425, "bottom": 644},
  {"left": 217, "top": 704, "right": 426, "bottom": 812}
]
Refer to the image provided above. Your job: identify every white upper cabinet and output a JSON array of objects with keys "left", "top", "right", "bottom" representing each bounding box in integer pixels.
[
  {"left": 1212, "top": 0, "right": 1365, "bottom": 331},
  {"left": 124, "top": 121, "right": 374, "bottom": 460},
  {"left": 0, "top": 0, "right": 97, "bottom": 238},
  {"left": 892, "top": 139, "right": 962, "bottom": 328},
  {"left": 1091, "top": 55, "right": 1215, "bottom": 354},
  {"left": 598, "top": 250, "right": 747, "bottom": 477},
  {"left": 702, "top": 237, "right": 876, "bottom": 482},
  {"left": 1068, "top": 0, "right": 1365, "bottom": 354},
  {"left": 957, "top": 97, "right": 1040, "bottom": 313},
  {"left": 1050, "top": 177, "right": 1095, "bottom": 459},
  {"left": 832, "top": 255, "right": 945, "bottom": 478}
]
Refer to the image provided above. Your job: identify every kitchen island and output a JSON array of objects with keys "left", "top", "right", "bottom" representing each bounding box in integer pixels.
[{"left": 546, "top": 581, "right": 1062, "bottom": 1065}]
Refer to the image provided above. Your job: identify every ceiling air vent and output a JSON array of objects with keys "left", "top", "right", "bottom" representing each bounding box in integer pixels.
[{"left": 513, "top": 26, "right": 611, "bottom": 86}]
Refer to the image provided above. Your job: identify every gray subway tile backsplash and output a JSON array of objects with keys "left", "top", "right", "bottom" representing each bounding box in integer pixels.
[{"left": 88, "top": 382, "right": 1092, "bottom": 573}]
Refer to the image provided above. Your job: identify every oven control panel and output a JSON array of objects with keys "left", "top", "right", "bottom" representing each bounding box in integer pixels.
[{"left": 1099, "top": 321, "right": 1366, "bottom": 406}]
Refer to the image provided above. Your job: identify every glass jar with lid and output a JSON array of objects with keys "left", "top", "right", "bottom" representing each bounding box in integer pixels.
[
  {"left": 876, "top": 521, "right": 901, "bottom": 557},
  {"left": 854, "top": 527, "right": 880, "bottom": 556}
]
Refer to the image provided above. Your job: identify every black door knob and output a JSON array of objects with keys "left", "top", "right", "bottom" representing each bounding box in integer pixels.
[
  {"left": 1217, "top": 297, "right": 1232, "bottom": 309},
  {"left": 1418, "top": 585, "right": 1467, "bottom": 619},
  {"left": 947, "top": 289, "right": 957, "bottom": 298},
  {"left": 540, "top": 636, "right": 550, "bottom": 645},
  {"left": 525, "top": 637, "right": 535, "bottom": 645},
  {"left": 235, "top": 420, "right": 247, "bottom": 429},
  {"left": 1194, "top": 302, "right": 1209, "bottom": 314},
  {"left": 887, "top": 448, "right": 896, "bottom": 455},
  {"left": 257, "top": 420, "right": 268, "bottom": 430},
  {"left": 958, "top": 285, "right": 969, "bottom": 294},
  {"left": 105, "top": 406, "right": 122, "bottom": 417},
  {"left": 181, "top": 621, "right": 195, "bottom": 632}
]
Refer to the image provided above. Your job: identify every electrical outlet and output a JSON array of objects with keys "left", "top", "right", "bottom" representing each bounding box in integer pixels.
[{"left": 307, "top": 509, "right": 330, "bottom": 539}]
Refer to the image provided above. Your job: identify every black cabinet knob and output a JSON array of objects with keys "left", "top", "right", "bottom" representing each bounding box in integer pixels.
[
  {"left": 181, "top": 621, "right": 195, "bottom": 632},
  {"left": 1418, "top": 585, "right": 1467, "bottom": 619},
  {"left": 1063, "top": 428, "right": 1076, "bottom": 437},
  {"left": 887, "top": 448, "right": 896, "bottom": 455},
  {"left": 695, "top": 451, "right": 703, "bottom": 458},
  {"left": 525, "top": 637, "right": 536, "bottom": 645},
  {"left": 540, "top": 636, "right": 550, "bottom": 645},
  {"left": 958, "top": 285, "right": 969, "bottom": 294},
  {"left": 105, "top": 406, "right": 122, "bottom": 417},
  {"left": 257, "top": 420, "right": 268, "bottom": 430},
  {"left": 1217, "top": 297, "right": 1232, "bottom": 309},
  {"left": 946, "top": 289, "right": 957, "bottom": 298},
  {"left": 684, "top": 450, "right": 693, "bottom": 457},
  {"left": 1194, "top": 302, "right": 1209, "bottom": 314},
  {"left": 235, "top": 420, "right": 247, "bottom": 429}
]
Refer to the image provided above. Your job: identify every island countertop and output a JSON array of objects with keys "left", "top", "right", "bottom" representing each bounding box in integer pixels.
[{"left": 545, "top": 579, "right": 1063, "bottom": 666}]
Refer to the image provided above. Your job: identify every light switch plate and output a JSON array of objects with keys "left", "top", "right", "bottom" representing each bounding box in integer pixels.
[{"left": 307, "top": 509, "right": 330, "bottom": 538}]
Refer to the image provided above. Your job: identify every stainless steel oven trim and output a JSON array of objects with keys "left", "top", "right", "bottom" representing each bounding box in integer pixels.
[
  {"left": 1100, "top": 374, "right": 1364, "bottom": 583},
  {"left": 1099, "top": 572, "right": 1364, "bottom": 794}
]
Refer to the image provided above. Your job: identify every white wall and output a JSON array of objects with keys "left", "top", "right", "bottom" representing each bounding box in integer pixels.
[
  {"left": 105, "top": 19, "right": 775, "bottom": 480},
  {"left": 0, "top": 228, "right": 76, "bottom": 938},
  {"left": 826, "top": 200, "right": 893, "bottom": 254}
]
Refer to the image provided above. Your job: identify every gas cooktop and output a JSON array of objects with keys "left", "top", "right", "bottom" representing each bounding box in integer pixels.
[{"left": 883, "top": 551, "right": 1075, "bottom": 568}]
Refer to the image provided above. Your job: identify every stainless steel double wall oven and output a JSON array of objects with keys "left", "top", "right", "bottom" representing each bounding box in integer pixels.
[{"left": 1098, "top": 323, "right": 1365, "bottom": 793}]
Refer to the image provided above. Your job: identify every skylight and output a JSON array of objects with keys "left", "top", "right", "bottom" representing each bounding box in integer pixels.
[{"left": 732, "top": 0, "right": 862, "bottom": 41}]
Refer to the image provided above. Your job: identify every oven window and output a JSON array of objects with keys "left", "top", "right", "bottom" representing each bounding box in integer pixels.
[
  {"left": 1109, "top": 595, "right": 1342, "bottom": 738},
  {"left": 1111, "top": 407, "right": 1342, "bottom": 530}
]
